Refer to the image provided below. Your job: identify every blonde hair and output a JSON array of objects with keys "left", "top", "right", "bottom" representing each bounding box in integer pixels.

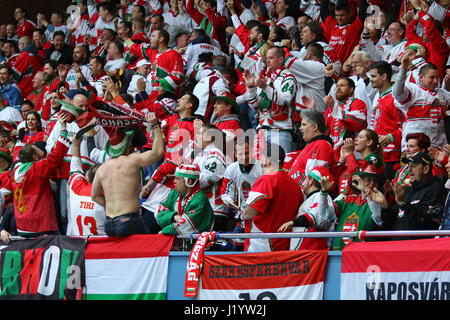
[{"left": 407, "top": 43, "right": 427, "bottom": 58}]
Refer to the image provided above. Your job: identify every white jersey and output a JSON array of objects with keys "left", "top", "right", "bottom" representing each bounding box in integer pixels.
[
  {"left": 394, "top": 79, "right": 450, "bottom": 151},
  {"left": 67, "top": 156, "right": 106, "bottom": 236},
  {"left": 290, "top": 190, "right": 336, "bottom": 250},
  {"left": 183, "top": 42, "right": 227, "bottom": 78},
  {"left": 221, "top": 161, "right": 262, "bottom": 212},
  {"left": 65, "top": 64, "right": 91, "bottom": 91},
  {"left": 193, "top": 143, "right": 227, "bottom": 216}
]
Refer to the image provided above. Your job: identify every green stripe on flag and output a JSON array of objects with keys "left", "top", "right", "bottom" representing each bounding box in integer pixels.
[{"left": 84, "top": 292, "right": 167, "bottom": 300}]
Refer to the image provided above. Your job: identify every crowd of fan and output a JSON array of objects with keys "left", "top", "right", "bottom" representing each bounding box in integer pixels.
[{"left": 0, "top": 0, "right": 448, "bottom": 252}]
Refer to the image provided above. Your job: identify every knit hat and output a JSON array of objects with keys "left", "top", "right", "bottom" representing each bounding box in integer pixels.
[
  {"left": 0, "top": 147, "right": 12, "bottom": 165},
  {"left": 308, "top": 165, "right": 334, "bottom": 186},
  {"left": 175, "top": 163, "right": 200, "bottom": 187},
  {"left": 105, "top": 128, "right": 134, "bottom": 158},
  {"left": 159, "top": 76, "right": 177, "bottom": 94},
  {"left": 134, "top": 59, "right": 151, "bottom": 69},
  {"left": 210, "top": 91, "right": 240, "bottom": 114},
  {"left": 75, "top": 112, "right": 97, "bottom": 139},
  {"left": 353, "top": 153, "right": 385, "bottom": 183},
  {"left": 58, "top": 99, "right": 85, "bottom": 123}
]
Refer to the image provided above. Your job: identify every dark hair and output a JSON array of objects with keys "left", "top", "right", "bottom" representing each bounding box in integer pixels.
[
  {"left": 263, "top": 143, "right": 285, "bottom": 166},
  {"left": 25, "top": 111, "right": 43, "bottom": 132},
  {"left": 3, "top": 40, "right": 18, "bottom": 52},
  {"left": 132, "top": 17, "right": 146, "bottom": 29},
  {"left": 369, "top": 60, "right": 393, "bottom": 81},
  {"left": 307, "top": 42, "right": 324, "bottom": 60},
  {"left": 158, "top": 29, "right": 170, "bottom": 46},
  {"left": 111, "top": 39, "right": 124, "bottom": 55},
  {"left": 44, "top": 59, "right": 59, "bottom": 70},
  {"left": 334, "top": 1, "right": 350, "bottom": 13},
  {"left": 21, "top": 100, "right": 35, "bottom": 109},
  {"left": 304, "top": 20, "right": 324, "bottom": 42},
  {"left": 53, "top": 30, "right": 66, "bottom": 39},
  {"left": 18, "top": 144, "right": 36, "bottom": 163},
  {"left": 256, "top": 23, "right": 270, "bottom": 41},
  {"left": 269, "top": 46, "right": 285, "bottom": 59},
  {"left": 406, "top": 132, "right": 431, "bottom": 150},
  {"left": 0, "top": 65, "right": 13, "bottom": 76},
  {"left": 419, "top": 63, "right": 438, "bottom": 77},
  {"left": 90, "top": 55, "right": 106, "bottom": 68},
  {"left": 120, "top": 20, "right": 132, "bottom": 34},
  {"left": 99, "top": 2, "right": 115, "bottom": 14},
  {"left": 245, "top": 19, "right": 261, "bottom": 30},
  {"left": 185, "top": 92, "right": 199, "bottom": 113},
  {"left": 337, "top": 76, "right": 356, "bottom": 89},
  {"left": 271, "top": 25, "right": 287, "bottom": 43},
  {"left": 197, "top": 52, "right": 213, "bottom": 63},
  {"left": 134, "top": 5, "right": 146, "bottom": 17},
  {"left": 33, "top": 27, "right": 45, "bottom": 37}
]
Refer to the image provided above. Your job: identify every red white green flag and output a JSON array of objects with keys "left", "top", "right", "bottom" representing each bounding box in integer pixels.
[
  {"left": 341, "top": 237, "right": 450, "bottom": 300},
  {"left": 198, "top": 250, "right": 328, "bottom": 300},
  {"left": 83, "top": 234, "right": 174, "bottom": 300}
]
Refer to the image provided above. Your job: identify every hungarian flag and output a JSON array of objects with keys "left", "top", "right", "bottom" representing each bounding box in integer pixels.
[
  {"left": 83, "top": 234, "right": 174, "bottom": 300},
  {"left": 341, "top": 237, "right": 450, "bottom": 300},
  {"left": 198, "top": 250, "right": 328, "bottom": 300}
]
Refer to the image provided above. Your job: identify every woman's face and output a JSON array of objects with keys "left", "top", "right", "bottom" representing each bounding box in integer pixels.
[
  {"left": 276, "top": 0, "right": 288, "bottom": 14},
  {"left": 354, "top": 130, "right": 371, "bottom": 153},
  {"left": 405, "top": 138, "right": 422, "bottom": 158},
  {"left": 27, "top": 113, "right": 39, "bottom": 131}
]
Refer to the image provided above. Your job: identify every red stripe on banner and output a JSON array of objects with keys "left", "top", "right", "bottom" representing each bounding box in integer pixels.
[
  {"left": 84, "top": 234, "right": 174, "bottom": 259},
  {"left": 201, "top": 250, "right": 328, "bottom": 290},
  {"left": 342, "top": 238, "right": 450, "bottom": 273}
]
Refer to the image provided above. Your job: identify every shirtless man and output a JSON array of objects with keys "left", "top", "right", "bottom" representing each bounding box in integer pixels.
[{"left": 91, "top": 113, "right": 164, "bottom": 236}]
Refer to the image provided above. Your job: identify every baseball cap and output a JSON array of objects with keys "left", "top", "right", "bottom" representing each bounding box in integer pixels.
[{"left": 401, "top": 152, "right": 433, "bottom": 166}]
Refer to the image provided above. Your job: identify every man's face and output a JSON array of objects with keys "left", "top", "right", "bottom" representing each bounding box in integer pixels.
[
  {"left": 73, "top": 46, "right": 86, "bottom": 64},
  {"left": 420, "top": 68, "right": 439, "bottom": 92},
  {"left": 51, "top": 13, "right": 62, "bottom": 26},
  {"left": 300, "top": 117, "right": 316, "bottom": 142},
  {"left": 0, "top": 25, "right": 6, "bottom": 37},
  {"left": 151, "top": 17, "right": 163, "bottom": 31},
  {"left": 99, "top": 7, "right": 108, "bottom": 20},
  {"left": 249, "top": 26, "right": 259, "bottom": 46},
  {"left": 369, "top": 68, "right": 385, "bottom": 89},
  {"left": 53, "top": 35, "right": 65, "bottom": 51},
  {"left": 107, "top": 42, "right": 118, "bottom": 58},
  {"left": 43, "top": 64, "right": 57, "bottom": 82},
  {"left": 50, "top": 92, "right": 61, "bottom": 109},
  {"left": 402, "top": 48, "right": 417, "bottom": 63},
  {"left": 177, "top": 33, "right": 189, "bottom": 48},
  {"left": 350, "top": 53, "right": 369, "bottom": 77},
  {"left": 335, "top": 79, "right": 353, "bottom": 102},
  {"left": 32, "top": 72, "right": 45, "bottom": 89},
  {"left": 150, "top": 30, "right": 161, "bottom": 49},
  {"left": 174, "top": 176, "right": 188, "bottom": 195},
  {"left": 32, "top": 145, "right": 45, "bottom": 161},
  {"left": 14, "top": 8, "right": 24, "bottom": 22},
  {"left": 335, "top": 9, "right": 350, "bottom": 26},
  {"left": 213, "top": 100, "right": 231, "bottom": 118},
  {"left": 236, "top": 142, "right": 251, "bottom": 166},
  {"left": 138, "top": 65, "right": 151, "bottom": 77},
  {"left": 265, "top": 48, "right": 283, "bottom": 72},
  {"left": 6, "top": 25, "right": 15, "bottom": 38},
  {"left": 0, "top": 68, "right": 10, "bottom": 84},
  {"left": 2, "top": 42, "right": 12, "bottom": 57},
  {"left": 72, "top": 94, "right": 89, "bottom": 111},
  {"left": 300, "top": 26, "right": 315, "bottom": 46},
  {"left": 176, "top": 94, "right": 190, "bottom": 113},
  {"left": 33, "top": 31, "right": 45, "bottom": 48},
  {"left": 387, "top": 22, "right": 403, "bottom": 44},
  {"left": 89, "top": 59, "right": 101, "bottom": 76},
  {"left": 21, "top": 104, "right": 33, "bottom": 119},
  {"left": 409, "top": 162, "right": 427, "bottom": 183},
  {"left": 117, "top": 23, "right": 129, "bottom": 39}
]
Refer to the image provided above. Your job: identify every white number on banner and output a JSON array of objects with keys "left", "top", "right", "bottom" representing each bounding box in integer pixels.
[{"left": 238, "top": 291, "right": 277, "bottom": 300}]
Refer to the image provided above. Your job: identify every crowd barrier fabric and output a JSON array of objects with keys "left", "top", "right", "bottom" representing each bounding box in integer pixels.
[
  {"left": 83, "top": 234, "right": 174, "bottom": 300},
  {"left": 0, "top": 235, "right": 86, "bottom": 300},
  {"left": 341, "top": 237, "right": 450, "bottom": 300}
]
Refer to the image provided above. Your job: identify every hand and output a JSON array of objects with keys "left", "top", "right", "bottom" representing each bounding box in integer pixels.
[
  {"left": 72, "top": 133, "right": 82, "bottom": 146},
  {"left": 420, "top": 0, "right": 429, "bottom": 12},
  {"left": 368, "top": 187, "right": 389, "bottom": 209},
  {"left": 234, "top": 210, "right": 244, "bottom": 221},
  {"left": 226, "top": 0, "right": 236, "bottom": 14},
  {"left": 244, "top": 69, "right": 256, "bottom": 88},
  {"left": 323, "top": 96, "right": 334, "bottom": 109},
  {"left": 428, "top": 146, "right": 446, "bottom": 163},
  {"left": 58, "top": 113, "right": 68, "bottom": 131},
  {"left": 340, "top": 138, "right": 354, "bottom": 160},
  {"left": 229, "top": 44, "right": 239, "bottom": 55},
  {"left": 0, "top": 230, "right": 11, "bottom": 244},
  {"left": 140, "top": 184, "right": 152, "bottom": 198},
  {"left": 319, "top": 176, "right": 334, "bottom": 192},
  {"left": 145, "top": 112, "right": 159, "bottom": 128},
  {"left": 351, "top": 175, "right": 366, "bottom": 193},
  {"left": 137, "top": 78, "right": 147, "bottom": 93},
  {"left": 278, "top": 221, "right": 294, "bottom": 232},
  {"left": 392, "top": 182, "right": 406, "bottom": 204},
  {"left": 226, "top": 27, "right": 236, "bottom": 36},
  {"left": 325, "top": 64, "right": 335, "bottom": 77},
  {"left": 58, "top": 64, "right": 69, "bottom": 81},
  {"left": 400, "top": 54, "right": 411, "bottom": 71},
  {"left": 302, "top": 95, "right": 316, "bottom": 110},
  {"left": 379, "top": 135, "right": 391, "bottom": 147},
  {"left": 255, "top": 78, "right": 267, "bottom": 89},
  {"left": 103, "top": 77, "right": 119, "bottom": 97}
]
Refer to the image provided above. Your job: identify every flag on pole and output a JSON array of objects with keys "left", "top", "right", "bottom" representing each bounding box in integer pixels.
[{"left": 83, "top": 234, "right": 174, "bottom": 300}]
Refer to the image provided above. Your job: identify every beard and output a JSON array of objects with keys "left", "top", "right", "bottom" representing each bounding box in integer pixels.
[{"left": 335, "top": 91, "right": 349, "bottom": 102}]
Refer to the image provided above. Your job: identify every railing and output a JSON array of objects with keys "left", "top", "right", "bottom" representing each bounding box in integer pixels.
[{"left": 177, "top": 230, "right": 450, "bottom": 249}]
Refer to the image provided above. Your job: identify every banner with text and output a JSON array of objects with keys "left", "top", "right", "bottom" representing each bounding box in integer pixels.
[
  {"left": 0, "top": 235, "right": 86, "bottom": 300},
  {"left": 83, "top": 234, "right": 174, "bottom": 300},
  {"left": 341, "top": 237, "right": 450, "bottom": 300},
  {"left": 198, "top": 250, "right": 328, "bottom": 300}
]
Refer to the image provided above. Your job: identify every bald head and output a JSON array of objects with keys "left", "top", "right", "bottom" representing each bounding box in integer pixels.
[
  {"left": 18, "top": 36, "right": 31, "bottom": 51},
  {"left": 72, "top": 94, "right": 89, "bottom": 111}
]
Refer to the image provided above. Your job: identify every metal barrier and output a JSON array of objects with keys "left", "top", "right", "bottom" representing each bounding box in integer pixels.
[{"left": 177, "top": 230, "right": 450, "bottom": 249}]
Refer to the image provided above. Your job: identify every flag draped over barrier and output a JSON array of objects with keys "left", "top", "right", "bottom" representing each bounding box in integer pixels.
[
  {"left": 341, "top": 237, "right": 450, "bottom": 300},
  {"left": 196, "top": 249, "right": 328, "bottom": 300},
  {"left": 0, "top": 235, "right": 86, "bottom": 300},
  {"left": 83, "top": 234, "right": 174, "bottom": 300}
]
